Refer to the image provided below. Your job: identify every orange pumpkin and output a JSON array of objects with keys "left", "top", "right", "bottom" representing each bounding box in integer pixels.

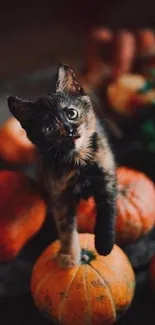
[
  {"left": 31, "top": 233, "right": 135, "bottom": 325},
  {"left": 76, "top": 197, "right": 96, "bottom": 233},
  {"left": 149, "top": 255, "right": 155, "bottom": 293},
  {"left": 0, "top": 117, "right": 37, "bottom": 165},
  {"left": 116, "top": 167, "right": 155, "bottom": 243},
  {"left": 77, "top": 167, "right": 155, "bottom": 244},
  {"left": 0, "top": 171, "right": 47, "bottom": 262},
  {"left": 106, "top": 74, "right": 153, "bottom": 116}
]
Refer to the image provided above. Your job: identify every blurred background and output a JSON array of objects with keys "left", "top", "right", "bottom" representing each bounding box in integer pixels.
[
  {"left": 1, "top": 1, "right": 155, "bottom": 325},
  {"left": 0, "top": 0, "right": 155, "bottom": 116}
]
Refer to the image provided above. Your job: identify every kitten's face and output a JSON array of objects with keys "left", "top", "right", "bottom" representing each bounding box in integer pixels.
[{"left": 7, "top": 64, "right": 95, "bottom": 156}]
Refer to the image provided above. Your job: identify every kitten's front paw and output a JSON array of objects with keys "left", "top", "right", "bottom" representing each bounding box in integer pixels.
[{"left": 57, "top": 253, "right": 80, "bottom": 269}]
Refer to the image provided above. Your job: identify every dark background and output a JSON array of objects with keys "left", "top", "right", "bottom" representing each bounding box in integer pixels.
[
  {"left": 0, "top": 0, "right": 154, "bottom": 119},
  {"left": 0, "top": 0, "right": 155, "bottom": 80},
  {"left": 0, "top": 1, "right": 155, "bottom": 325}
]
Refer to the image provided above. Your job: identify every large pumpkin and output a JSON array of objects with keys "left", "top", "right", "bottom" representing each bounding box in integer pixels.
[
  {"left": 0, "top": 171, "right": 47, "bottom": 262},
  {"left": 0, "top": 117, "right": 37, "bottom": 165},
  {"left": 31, "top": 233, "right": 135, "bottom": 325},
  {"left": 76, "top": 197, "right": 96, "bottom": 233},
  {"left": 77, "top": 167, "right": 155, "bottom": 244}
]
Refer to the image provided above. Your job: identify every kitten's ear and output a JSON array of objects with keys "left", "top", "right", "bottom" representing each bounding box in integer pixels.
[
  {"left": 7, "top": 96, "right": 32, "bottom": 123},
  {"left": 56, "top": 64, "right": 85, "bottom": 95}
]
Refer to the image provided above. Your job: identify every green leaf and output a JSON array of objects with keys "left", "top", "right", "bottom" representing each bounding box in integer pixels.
[
  {"left": 138, "top": 80, "right": 155, "bottom": 94},
  {"left": 141, "top": 119, "right": 155, "bottom": 138}
]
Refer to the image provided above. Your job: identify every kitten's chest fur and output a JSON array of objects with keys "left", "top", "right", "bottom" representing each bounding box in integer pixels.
[
  {"left": 41, "top": 159, "right": 103, "bottom": 201},
  {"left": 73, "top": 163, "right": 102, "bottom": 199},
  {"left": 40, "top": 125, "right": 110, "bottom": 201}
]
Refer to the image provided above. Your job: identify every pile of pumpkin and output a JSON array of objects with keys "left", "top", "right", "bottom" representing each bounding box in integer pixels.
[
  {"left": 80, "top": 28, "right": 155, "bottom": 184},
  {"left": 1, "top": 116, "right": 155, "bottom": 325},
  {"left": 81, "top": 28, "right": 155, "bottom": 122}
]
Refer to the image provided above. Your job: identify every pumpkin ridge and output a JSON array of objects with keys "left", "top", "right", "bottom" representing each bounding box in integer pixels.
[
  {"left": 34, "top": 268, "right": 60, "bottom": 298},
  {"left": 117, "top": 196, "right": 127, "bottom": 227},
  {"left": 92, "top": 258, "right": 112, "bottom": 270},
  {"left": 127, "top": 195, "right": 144, "bottom": 236},
  {"left": 58, "top": 264, "right": 80, "bottom": 324},
  {"left": 91, "top": 259, "right": 118, "bottom": 276},
  {"left": 84, "top": 264, "right": 92, "bottom": 325},
  {"left": 92, "top": 259, "right": 135, "bottom": 305},
  {"left": 89, "top": 263, "right": 116, "bottom": 320},
  {"left": 133, "top": 192, "right": 154, "bottom": 209},
  {"left": 130, "top": 189, "right": 155, "bottom": 213},
  {"left": 117, "top": 196, "right": 134, "bottom": 239},
  {"left": 123, "top": 195, "right": 141, "bottom": 239}
]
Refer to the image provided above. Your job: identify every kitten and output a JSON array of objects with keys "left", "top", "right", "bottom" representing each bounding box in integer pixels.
[{"left": 8, "top": 64, "right": 117, "bottom": 268}]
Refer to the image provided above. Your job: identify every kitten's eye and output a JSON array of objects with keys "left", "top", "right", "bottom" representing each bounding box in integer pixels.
[
  {"left": 42, "top": 125, "right": 53, "bottom": 134},
  {"left": 66, "top": 108, "right": 78, "bottom": 120}
]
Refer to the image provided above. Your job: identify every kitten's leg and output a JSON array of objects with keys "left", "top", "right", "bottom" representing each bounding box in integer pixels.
[
  {"left": 52, "top": 199, "right": 81, "bottom": 268},
  {"left": 93, "top": 165, "right": 117, "bottom": 256}
]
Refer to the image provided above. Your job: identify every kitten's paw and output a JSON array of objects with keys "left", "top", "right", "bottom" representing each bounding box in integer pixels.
[{"left": 57, "top": 253, "right": 80, "bottom": 269}]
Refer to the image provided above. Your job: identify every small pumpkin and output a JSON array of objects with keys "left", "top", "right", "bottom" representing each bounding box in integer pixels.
[
  {"left": 107, "top": 74, "right": 155, "bottom": 116},
  {"left": 77, "top": 167, "right": 155, "bottom": 244},
  {"left": 0, "top": 117, "right": 37, "bottom": 165},
  {"left": 31, "top": 233, "right": 135, "bottom": 325},
  {"left": 0, "top": 171, "right": 47, "bottom": 262}
]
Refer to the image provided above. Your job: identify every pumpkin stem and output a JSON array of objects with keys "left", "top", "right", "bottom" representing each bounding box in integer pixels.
[
  {"left": 117, "top": 184, "right": 129, "bottom": 196},
  {"left": 81, "top": 248, "right": 96, "bottom": 264}
]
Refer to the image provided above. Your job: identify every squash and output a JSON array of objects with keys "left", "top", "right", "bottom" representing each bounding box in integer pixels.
[
  {"left": 0, "top": 117, "right": 37, "bottom": 165},
  {"left": 107, "top": 74, "right": 155, "bottom": 116},
  {"left": 0, "top": 171, "right": 47, "bottom": 262},
  {"left": 116, "top": 167, "right": 155, "bottom": 243},
  {"left": 77, "top": 167, "right": 155, "bottom": 244},
  {"left": 31, "top": 233, "right": 135, "bottom": 325},
  {"left": 76, "top": 197, "right": 96, "bottom": 233}
]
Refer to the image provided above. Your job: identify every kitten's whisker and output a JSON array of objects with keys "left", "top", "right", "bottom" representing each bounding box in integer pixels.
[
  {"left": 33, "top": 143, "right": 58, "bottom": 165},
  {"left": 47, "top": 143, "right": 58, "bottom": 153},
  {"left": 52, "top": 146, "right": 59, "bottom": 169},
  {"left": 34, "top": 153, "right": 45, "bottom": 165}
]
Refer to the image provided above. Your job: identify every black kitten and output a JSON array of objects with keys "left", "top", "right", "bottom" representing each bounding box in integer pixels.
[{"left": 8, "top": 64, "right": 117, "bottom": 268}]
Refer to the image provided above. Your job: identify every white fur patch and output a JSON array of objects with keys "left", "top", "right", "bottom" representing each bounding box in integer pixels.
[{"left": 74, "top": 124, "right": 87, "bottom": 150}]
